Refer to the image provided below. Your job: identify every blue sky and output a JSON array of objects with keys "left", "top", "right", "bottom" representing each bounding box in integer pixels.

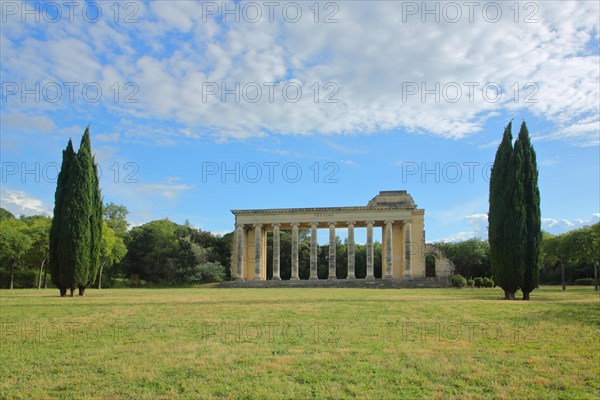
[{"left": 1, "top": 0, "right": 599, "bottom": 242}]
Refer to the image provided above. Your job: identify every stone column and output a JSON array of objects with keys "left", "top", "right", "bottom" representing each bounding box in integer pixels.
[
  {"left": 310, "top": 223, "right": 318, "bottom": 279},
  {"left": 405, "top": 220, "right": 412, "bottom": 277},
  {"left": 291, "top": 223, "right": 300, "bottom": 280},
  {"left": 272, "top": 224, "right": 281, "bottom": 280},
  {"left": 254, "top": 223, "right": 263, "bottom": 281},
  {"left": 384, "top": 220, "right": 393, "bottom": 278},
  {"left": 347, "top": 221, "right": 356, "bottom": 279},
  {"left": 235, "top": 223, "right": 244, "bottom": 280},
  {"left": 328, "top": 222, "right": 337, "bottom": 279},
  {"left": 366, "top": 221, "right": 374, "bottom": 279}
]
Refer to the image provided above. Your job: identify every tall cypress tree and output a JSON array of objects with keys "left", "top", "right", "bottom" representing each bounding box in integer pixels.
[
  {"left": 49, "top": 140, "right": 76, "bottom": 297},
  {"left": 516, "top": 122, "right": 541, "bottom": 300},
  {"left": 49, "top": 128, "right": 102, "bottom": 297},
  {"left": 489, "top": 122, "right": 514, "bottom": 299},
  {"left": 505, "top": 138, "right": 527, "bottom": 299},
  {"left": 79, "top": 130, "right": 103, "bottom": 294}
]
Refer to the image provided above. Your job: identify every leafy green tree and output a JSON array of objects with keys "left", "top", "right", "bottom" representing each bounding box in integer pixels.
[
  {"left": 0, "top": 208, "right": 15, "bottom": 221},
  {"left": 103, "top": 202, "right": 129, "bottom": 238},
  {"left": 0, "top": 219, "right": 32, "bottom": 289},
  {"left": 21, "top": 216, "right": 52, "bottom": 289},
  {"left": 435, "top": 239, "right": 490, "bottom": 278},
  {"left": 516, "top": 122, "right": 542, "bottom": 300},
  {"left": 97, "top": 221, "right": 127, "bottom": 289},
  {"left": 124, "top": 219, "right": 201, "bottom": 284},
  {"left": 563, "top": 225, "right": 599, "bottom": 290}
]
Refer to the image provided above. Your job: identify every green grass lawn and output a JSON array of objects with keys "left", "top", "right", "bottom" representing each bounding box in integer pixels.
[{"left": 1, "top": 286, "right": 598, "bottom": 399}]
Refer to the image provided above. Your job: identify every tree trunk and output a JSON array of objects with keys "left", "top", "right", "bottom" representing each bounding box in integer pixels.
[
  {"left": 97, "top": 263, "right": 104, "bottom": 289},
  {"left": 43, "top": 267, "right": 48, "bottom": 289},
  {"left": 10, "top": 262, "right": 15, "bottom": 289},
  {"left": 523, "top": 291, "right": 530, "bottom": 300},
  {"left": 561, "top": 262, "right": 566, "bottom": 290},
  {"left": 78, "top": 287, "right": 85, "bottom": 296},
  {"left": 69, "top": 287, "right": 74, "bottom": 297},
  {"left": 60, "top": 287, "right": 67, "bottom": 297},
  {"left": 594, "top": 263, "right": 599, "bottom": 292},
  {"left": 508, "top": 291, "right": 516, "bottom": 300},
  {"left": 37, "top": 257, "right": 46, "bottom": 289},
  {"left": 503, "top": 289, "right": 510, "bottom": 300}
]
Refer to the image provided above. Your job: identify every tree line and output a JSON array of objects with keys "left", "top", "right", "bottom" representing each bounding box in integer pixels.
[
  {"left": 0, "top": 204, "right": 233, "bottom": 289},
  {"left": 2, "top": 204, "right": 597, "bottom": 289},
  {"left": 434, "top": 227, "right": 599, "bottom": 290}
]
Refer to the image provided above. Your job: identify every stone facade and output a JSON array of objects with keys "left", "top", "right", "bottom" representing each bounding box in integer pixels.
[{"left": 231, "top": 190, "right": 427, "bottom": 281}]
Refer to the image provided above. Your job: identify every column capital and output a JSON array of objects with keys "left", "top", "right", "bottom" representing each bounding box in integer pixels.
[
  {"left": 291, "top": 222, "right": 300, "bottom": 227},
  {"left": 253, "top": 223, "right": 263, "bottom": 228},
  {"left": 384, "top": 219, "right": 394, "bottom": 225},
  {"left": 328, "top": 221, "right": 336, "bottom": 227},
  {"left": 235, "top": 223, "right": 245, "bottom": 229},
  {"left": 366, "top": 220, "right": 375, "bottom": 226},
  {"left": 404, "top": 219, "right": 413, "bottom": 224},
  {"left": 346, "top": 221, "right": 356, "bottom": 227},
  {"left": 310, "top": 222, "right": 318, "bottom": 228},
  {"left": 272, "top": 223, "right": 281, "bottom": 229}
]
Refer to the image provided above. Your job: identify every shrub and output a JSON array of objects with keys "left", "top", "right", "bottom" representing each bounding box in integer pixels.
[
  {"left": 193, "top": 262, "right": 226, "bottom": 283},
  {"left": 574, "top": 278, "right": 595, "bottom": 285},
  {"left": 451, "top": 274, "right": 466, "bottom": 288},
  {"left": 482, "top": 277, "right": 494, "bottom": 288},
  {"left": 473, "top": 277, "right": 483, "bottom": 288},
  {"left": 466, "top": 279, "right": 474, "bottom": 287},
  {"left": 127, "top": 274, "right": 146, "bottom": 288}
]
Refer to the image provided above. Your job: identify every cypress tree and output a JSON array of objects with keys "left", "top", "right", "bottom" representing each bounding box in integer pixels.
[
  {"left": 504, "top": 138, "right": 527, "bottom": 299},
  {"left": 80, "top": 130, "right": 103, "bottom": 294},
  {"left": 516, "top": 122, "right": 541, "bottom": 300},
  {"left": 49, "top": 128, "right": 102, "bottom": 297},
  {"left": 489, "top": 122, "right": 514, "bottom": 299},
  {"left": 49, "top": 139, "right": 75, "bottom": 297}
]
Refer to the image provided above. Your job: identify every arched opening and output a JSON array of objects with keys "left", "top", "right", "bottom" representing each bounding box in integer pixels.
[{"left": 425, "top": 254, "right": 436, "bottom": 277}]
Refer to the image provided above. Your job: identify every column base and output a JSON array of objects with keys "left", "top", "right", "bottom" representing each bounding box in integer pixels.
[
  {"left": 328, "top": 276, "right": 337, "bottom": 280},
  {"left": 347, "top": 275, "right": 356, "bottom": 279},
  {"left": 384, "top": 274, "right": 393, "bottom": 279},
  {"left": 272, "top": 276, "right": 281, "bottom": 280},
  {"left": 309, "top": 276, "right": 318, "bottom": 280},
  {"left": 234, "top": 277, "right": 244, "bottom": 281},
  {"left": 290, "top": 276, "right": 300, "bottom": 280},
  {"left": 404, "top": 272, "right": 412, "bottom": 278},
  {"left": 365, "top": 276, "right": 375, "bottom": 280},
  {"left": 253, "top": 277, "right": 263, "bottom": 281}
]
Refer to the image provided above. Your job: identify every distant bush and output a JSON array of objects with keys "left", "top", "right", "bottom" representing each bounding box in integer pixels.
[
  {"left": 127, "top": 274, "right": 146, "bottom": 288},
  {"left": 451, "top": 274, "right": 466, "bottom": 288},
  {"left": 466, "top": 279, "right": 474, "bottom": 287},
  {"left": 482, "top": 277, "right": 494, "bottom": 288},
  {"left": 192, "top": 262, "right": 226, "bottom": 283},
  {"left": 574, "top": 278, "right": 595, "bottom": 285},
  {"left": 473, "top": 277, "right": 483, "bottom": 288}
]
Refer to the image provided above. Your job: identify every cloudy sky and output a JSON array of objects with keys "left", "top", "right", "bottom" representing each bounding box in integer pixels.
[{"left": 1, "top": 0, "right": 599, "bottom": 242}]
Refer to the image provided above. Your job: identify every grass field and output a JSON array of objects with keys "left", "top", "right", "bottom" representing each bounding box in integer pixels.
[{"left": 0, "top": 286, "right": 598, "bottom": 399}]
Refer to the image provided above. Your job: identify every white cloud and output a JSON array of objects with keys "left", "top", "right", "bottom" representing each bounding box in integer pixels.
[
  {"left": 542, "top": 214, "right": 600, "bottom": 234},
  {"left": 1, "top": 1, "right": 598, "bottom": 143},
  {"left": 138, "top": 178, "right": 195, "bottom": 201},
  {"left": 0, "top": 189, "right": 50, "bottom": 217},
  {"left": 432, "top": 212, "right": 488, "bottom": 242},
  {"left": 539, "top": 156, "right": 561, "bottom": 167}
]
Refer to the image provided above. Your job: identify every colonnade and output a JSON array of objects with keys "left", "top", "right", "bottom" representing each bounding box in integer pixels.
[{"left": 233, "top": 220, "right": 413, "bottom": 281}]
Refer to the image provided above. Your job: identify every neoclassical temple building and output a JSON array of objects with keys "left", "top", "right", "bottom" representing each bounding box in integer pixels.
[{"left": 231, "top": 190, "right": 428, "bottom": 281}]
